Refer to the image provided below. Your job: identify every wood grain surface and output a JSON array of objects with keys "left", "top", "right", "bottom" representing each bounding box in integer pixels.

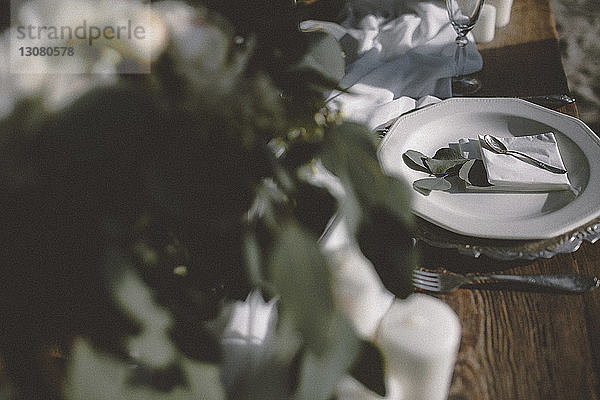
[
  {"left": 477, "top": 0, "right": 559, "bottom": 50},
  {"left": 424, "top": 241, "right": 600, "bottom": 400},
  {"left": 473, "top": 0, "right": 570, "bottom": 97}
]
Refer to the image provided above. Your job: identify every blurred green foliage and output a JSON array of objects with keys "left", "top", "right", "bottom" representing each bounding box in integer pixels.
[{"left": 0, "top": 1, "right": 416, "bottom": 398}]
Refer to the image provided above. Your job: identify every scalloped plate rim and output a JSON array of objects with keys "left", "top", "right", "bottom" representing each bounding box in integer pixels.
[{"left": 377, "top": 97, "right": 600, "bottom": 240}]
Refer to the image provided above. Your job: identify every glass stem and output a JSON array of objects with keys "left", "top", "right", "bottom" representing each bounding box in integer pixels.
[{"left": 455, "top": 35, "right": 469, "bottom": 78}]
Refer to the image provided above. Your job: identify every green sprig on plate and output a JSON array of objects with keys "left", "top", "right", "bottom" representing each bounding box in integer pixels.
[{"left": 403, "top": 148, "right": 488, "bottom": 194}]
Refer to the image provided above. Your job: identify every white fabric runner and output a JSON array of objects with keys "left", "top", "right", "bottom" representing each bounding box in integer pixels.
[{"left": 302, "top": 0, "right": 483, "bottom": 130}]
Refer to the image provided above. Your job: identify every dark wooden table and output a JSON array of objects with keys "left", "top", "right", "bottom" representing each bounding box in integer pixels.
[{"left": 421, "top": 0, "right": 600, "bottom": 398}]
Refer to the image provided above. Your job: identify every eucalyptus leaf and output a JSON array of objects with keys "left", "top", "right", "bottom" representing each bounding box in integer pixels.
[
  {"left": 295, "top": 314, "right": 360, "bottom": 400},
  {"left": 357, "top": 207, "right": 415, "bottom": 299},
  {"left": 293, "top": 181, "right": 338, "bottom": 236},
  {"left": 64, "top": 339, "right": 226, "bottom": 400},
  {"left": 349, "top": 341, "right": 386, "bottom": 397},
  {"left": 243, "top": 231, "right": 266, "bottom": 288},
  {"left": 321, "top": 122, "right": 378, "bottom": 173},
  {"left": 423, "top": 158, "right": 467, "bottom": 176},
  {"left": 268, "top": 222, "right": 334, "bottom": 356},
  {"left": 416, "top": 147, "right": 468, "bottom": 175},
  {"left": 432, "top": 147, "right": 464, "bottom": 160},
  {"left": 402, "top": 150, "right": 430, "bottom": 173},
  {"left": 413, "top": 177, "right": 452, "bottom": 192},
  {"left": 320, "top": 121, "right": 412, "bottom": 223},
  {"left": 296, "top": 31, "right": 346, "bottom": 85},
  {"left": 319, "top": 122, "right": 386, "bottom": 213},
  {"left": 381, "top": 175, "right": 414, "bottom": 228},
  {"left": 458, "top": 159, "right": 477, "bottom": 184},
  {"left": 459, "top": 159, "right": 492, "bottom": 187}
]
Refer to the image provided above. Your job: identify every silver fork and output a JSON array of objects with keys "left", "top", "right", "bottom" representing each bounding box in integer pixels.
[{"left": 412, "top": 269, "right": 599, "bottom": 294}]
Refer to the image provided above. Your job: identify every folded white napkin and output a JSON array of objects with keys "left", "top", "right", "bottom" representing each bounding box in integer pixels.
[
  {"left": 460, "top": 133, "right": 571, "bottom": 191},
  {"left": 302, "top": 0, "right": 483, "bottom": 129}
]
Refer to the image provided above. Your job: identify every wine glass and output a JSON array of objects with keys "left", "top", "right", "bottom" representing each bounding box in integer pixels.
[{"left": 445, "top": 0, "right": 485, "bottom": 95}]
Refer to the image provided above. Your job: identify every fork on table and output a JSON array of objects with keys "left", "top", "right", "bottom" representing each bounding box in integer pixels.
[{"left": 412, "top": 269, "right": 599, "bottom": 294}]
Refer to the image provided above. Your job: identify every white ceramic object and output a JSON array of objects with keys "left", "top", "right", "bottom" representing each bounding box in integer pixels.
[
  {"left": 488, "top": 0, "right": 514, "bottom": 27},
  {"left": 376, "top": 294, "right": 461, "bottom": 400},
  {"left": 472, "top": 3, "right": 496, "bottom": 43},
  {"left": 378, "top": 97, "right": 600, "bottom": 239}
]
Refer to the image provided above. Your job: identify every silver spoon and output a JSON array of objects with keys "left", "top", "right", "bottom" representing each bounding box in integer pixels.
[{"left": 483, "top": 134, "right": 567, "bottom": 174}]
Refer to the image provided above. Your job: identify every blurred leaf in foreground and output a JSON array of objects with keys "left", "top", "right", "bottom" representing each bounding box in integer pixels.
[
  {"left": 268, "top": 222, "right": 335, "bottom": 356},
  {"left": 349, "top": 340, "right": 387, "bottom": 397}
]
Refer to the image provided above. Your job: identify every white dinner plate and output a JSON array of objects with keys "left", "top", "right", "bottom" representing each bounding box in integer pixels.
[{"left": 378, "top": 97, "right": 600, "bottom": 239}]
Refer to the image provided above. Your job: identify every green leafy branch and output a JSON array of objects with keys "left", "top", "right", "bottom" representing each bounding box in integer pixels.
[{"left": 0, "top": 1, "right": 416, "bottom": 398}]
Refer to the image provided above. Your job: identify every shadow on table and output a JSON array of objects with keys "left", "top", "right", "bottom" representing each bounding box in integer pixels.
[
  {"left": 472, "top": 39, "right": 570, "bottom": 97},
  {"left": 416, "top": 241, "right": 533, "bottom": 274}
]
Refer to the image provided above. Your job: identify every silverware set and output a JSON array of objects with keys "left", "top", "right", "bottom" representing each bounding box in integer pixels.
[{"left": 413, "top": 269, "right": 599, "bottom": 294}]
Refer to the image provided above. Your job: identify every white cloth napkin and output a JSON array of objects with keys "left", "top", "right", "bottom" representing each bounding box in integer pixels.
[
  {"left": 301, "top": 0, "right": 483, "bottom": 129},
  {"left": 459, "top": 133, "right": 572, "bottom": 191},
  {"left": 327, "top": 89, "right": 441, "bottom": 130}
]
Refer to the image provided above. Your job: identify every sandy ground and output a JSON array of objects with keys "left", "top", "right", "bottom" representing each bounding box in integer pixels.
[{"left": 552, "top": 0, "right": 600, "bottom": 132}]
